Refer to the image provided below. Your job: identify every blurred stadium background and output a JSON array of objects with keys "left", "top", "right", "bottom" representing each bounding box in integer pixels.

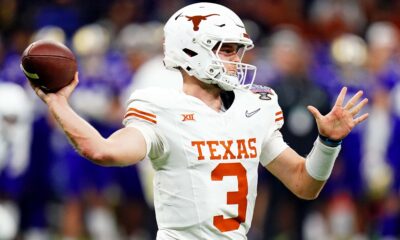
[{"left": 0, "top": 0, "right": 400, "bottom": 239}]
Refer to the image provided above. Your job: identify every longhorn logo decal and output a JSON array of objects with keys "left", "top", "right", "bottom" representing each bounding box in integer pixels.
[{"left": 176, "top": 13, "right": 220, "bottom": 31}]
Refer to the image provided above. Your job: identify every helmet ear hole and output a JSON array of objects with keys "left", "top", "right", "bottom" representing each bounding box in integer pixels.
[{"left": 183, "top": 48, "right": 198, "bottom": 57}]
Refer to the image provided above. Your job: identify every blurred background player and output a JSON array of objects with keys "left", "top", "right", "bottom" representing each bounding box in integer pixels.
[
  {"left": 0, "top": 82, "right": 33, "bottom": 240},
  {"left": 363, "top": 21, "right": 400, "bottom": 239},
  {"left": 255, "top": 26, "right": 331, "bottom": 240}
]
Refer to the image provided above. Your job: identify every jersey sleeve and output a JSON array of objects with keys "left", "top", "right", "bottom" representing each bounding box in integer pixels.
[
  {"left": 259, "top": 130, "right": 288, "bottom": 166},
  {"left": 122, "top": 89, "right": 169, "bottom": 161},
  {"left": 252, "top": 86, "right": 287, "bottom": 166},
  {"left": 123, "top": 89, "right": 159, "bottom": 126}
]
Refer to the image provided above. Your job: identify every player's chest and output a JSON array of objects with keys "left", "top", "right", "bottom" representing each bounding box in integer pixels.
[
  {"left": 160, "top": 106, "right": 266, "bottom": 162},
  {"left": 159, "top": 105, "right": 264, "bottom": 138}
]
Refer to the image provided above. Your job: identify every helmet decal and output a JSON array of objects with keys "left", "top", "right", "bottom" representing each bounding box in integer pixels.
[
  {"left": 175, "top": 12, "right": 221, "bottom": 31},
  {"left": 185, "top": 14, "right": 220, "bottom": 31}
]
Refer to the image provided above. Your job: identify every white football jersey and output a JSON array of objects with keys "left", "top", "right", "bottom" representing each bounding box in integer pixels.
[{"left": 123, "top": 86, "right": 287, "bottom": 240}]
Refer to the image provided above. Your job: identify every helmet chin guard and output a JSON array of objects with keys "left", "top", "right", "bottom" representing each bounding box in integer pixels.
[{"left": 163, "top": 2, "right": 257, "bottom": 91}]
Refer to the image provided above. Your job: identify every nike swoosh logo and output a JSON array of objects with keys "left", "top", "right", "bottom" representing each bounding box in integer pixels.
[{"left": 245, "top": 108, "right": 261, "bottom": 118}]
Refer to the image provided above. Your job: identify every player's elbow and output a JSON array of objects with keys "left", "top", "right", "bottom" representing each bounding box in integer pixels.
[
  {"left": 295, "top": 190, "right": 320, "bottom": 200},
  {"left": 292, "top": 162, "right": 323, "bottom": 200},
  {"left": 80, "top": 145, "right": 115, "bottom": 167},
  {"left": 292, "top": 183, "right": 322, "bottom": 200}
]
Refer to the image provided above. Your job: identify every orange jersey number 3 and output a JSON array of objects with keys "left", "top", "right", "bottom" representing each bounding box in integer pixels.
[{"left": 211, "top": 163, "right": 248, "bottom": 232}]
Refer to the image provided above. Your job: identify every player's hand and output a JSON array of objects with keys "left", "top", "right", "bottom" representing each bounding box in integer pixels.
[
  {"left": 30, "top": 72, "right": 79, "bottom": 105},
  {"left": 307, "top": 87, "right": 369, "bottom": 140}
]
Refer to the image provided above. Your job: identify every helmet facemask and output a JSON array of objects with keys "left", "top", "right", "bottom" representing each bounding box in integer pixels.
[{"left": 203, "top": 38, "right": 257, "bottom": 91}]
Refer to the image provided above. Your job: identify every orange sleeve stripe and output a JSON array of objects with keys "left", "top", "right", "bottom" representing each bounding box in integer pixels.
[
  {"left": 275, "top": 116, "right": 284, "bottom": 122},
  {"left": 124, "top": 112, "right": 157, "bottom": 124},
  {"left": 125, "top": 107, "right": 157, "bottom": 118},
  {"left": 275, "top": 111, "right": 282, "bottom": 116}
]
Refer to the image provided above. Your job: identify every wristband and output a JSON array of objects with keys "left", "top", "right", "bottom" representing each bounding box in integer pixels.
[
  {"left": 305, "top": 138, "right": 341, "bottom": 181},
  {"left": 318, "top": 133, "right": 342, "bottom": 147}
]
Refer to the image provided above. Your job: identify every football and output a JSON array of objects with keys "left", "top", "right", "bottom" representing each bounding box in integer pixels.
[{"left": 20, "top": 40, "right": 77, "bottom": 92}]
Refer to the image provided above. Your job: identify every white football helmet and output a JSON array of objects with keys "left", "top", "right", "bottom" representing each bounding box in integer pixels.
[{"left": 163, "top": 2, "right": 257, "bottom": 91}]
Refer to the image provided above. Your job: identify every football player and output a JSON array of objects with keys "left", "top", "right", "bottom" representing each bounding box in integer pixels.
[
  {"left": 0, "top": 82, "right": 33, "bottom": 239},
  {"left": 29, "top": 3, "right": 369, "bottom": 239}
]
